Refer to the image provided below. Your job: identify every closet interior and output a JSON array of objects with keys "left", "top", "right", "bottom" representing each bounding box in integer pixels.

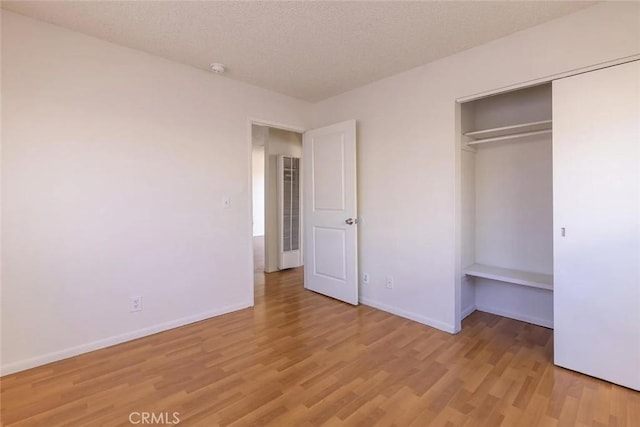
[{"left": 460, "top": 83, "right": 554, "bottom": 328}]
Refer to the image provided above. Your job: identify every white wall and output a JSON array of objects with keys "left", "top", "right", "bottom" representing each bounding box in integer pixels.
[
  {"left": 264, "top": 128, "right": 302, "bottom": 272},
  {"left": 311, "top": 2, "right": 640, "bottom": 333},
  {"left": 0, "top": 11, "right": 311, "bottom": 374},
  {"left": 475, "top": 136, "right": 553, "bottom": 274},
  {"left": 252, "top": 146, "right": 265, "bottom": 236}
]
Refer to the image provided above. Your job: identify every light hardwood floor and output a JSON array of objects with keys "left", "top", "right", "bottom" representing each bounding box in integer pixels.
[{"left": 1, "top": 253, "right": 639, "bottom": 425}]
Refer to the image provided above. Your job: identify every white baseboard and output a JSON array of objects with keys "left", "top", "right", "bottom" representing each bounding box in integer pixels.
[
  {"left": 461, "top": 304, "right": 476, "bottom": 320},
  {"left": 359, "top": 297, "right": 456, "bottom": 333},
  {"left": 475, "top": 304, "right": 553, "bottom": 329},
  {"left": 0, "top": 301, "right": 252, "bottom": 376}
]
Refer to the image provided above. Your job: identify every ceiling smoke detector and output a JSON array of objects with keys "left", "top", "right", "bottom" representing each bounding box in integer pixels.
[{"left": 210, "top": 63, "right": 226, "bottom": 74}]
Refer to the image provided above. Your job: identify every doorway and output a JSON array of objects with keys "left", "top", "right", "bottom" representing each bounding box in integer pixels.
[
  {"left": 249, "top": 119, "right": 359, "bottom": 307},
  {"left": 251, "top": 123, "right": 304, "bottom": 289}
]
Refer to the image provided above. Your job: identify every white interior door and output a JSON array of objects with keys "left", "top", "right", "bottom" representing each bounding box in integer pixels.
[
  {"left": 303, "top": 120, "right": 358, "bottom": 305},
  {"left": 553, "top": 61, "right": 640, "bottom": 391}
]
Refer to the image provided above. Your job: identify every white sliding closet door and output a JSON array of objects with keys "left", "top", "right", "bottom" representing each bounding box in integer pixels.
[{"left": 553, "top": 61, "right": 640, "bottom": 391}]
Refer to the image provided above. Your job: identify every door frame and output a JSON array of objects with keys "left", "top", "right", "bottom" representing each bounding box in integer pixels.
[{"left": 247, "top": 118, "right": 307, "bottom": 304}]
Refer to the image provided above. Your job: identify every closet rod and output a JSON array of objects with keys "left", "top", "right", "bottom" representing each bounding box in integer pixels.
[{"left": 467, "top": 129, "right": 552, "bottom": 146}]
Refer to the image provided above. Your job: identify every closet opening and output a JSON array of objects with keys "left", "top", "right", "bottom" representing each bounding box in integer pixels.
[{"left": 458, "top": 83, "right": 554, "bottom": 330}]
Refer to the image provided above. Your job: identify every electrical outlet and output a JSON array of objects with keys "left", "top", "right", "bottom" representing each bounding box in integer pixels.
[
  {"left": 130, "top": 296, "right": 142, "bottom": 312},
  {"left": 385, "top": 276, "right": 394, "bottom": 289},
  {"left": 362, "top": 273, "right": 370, "bottom": 284}
]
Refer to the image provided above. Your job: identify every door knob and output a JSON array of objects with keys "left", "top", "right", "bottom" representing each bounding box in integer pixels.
[{"left": 345, "top": 218, "right": 357, "bottom": 225}]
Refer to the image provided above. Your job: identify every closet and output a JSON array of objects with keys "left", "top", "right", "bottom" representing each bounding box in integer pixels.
[
  {"left": 459, "top": 60, "right": 639, "bottom": 391},
  {"left": 460, "top": 83, "right": 554, "bottom": 328}
]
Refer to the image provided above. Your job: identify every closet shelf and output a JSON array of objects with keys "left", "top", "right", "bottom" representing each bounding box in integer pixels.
[
  {"left": 464, "top": 263, "right": 553, "bottom": 291},
  {"left": 465, "top": 120, "right": 552, "bottom": 145}
]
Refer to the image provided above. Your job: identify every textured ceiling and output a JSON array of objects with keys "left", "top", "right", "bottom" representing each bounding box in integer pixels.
[{"left": 1, "top": 1, "right": 596, "bottom": 102}]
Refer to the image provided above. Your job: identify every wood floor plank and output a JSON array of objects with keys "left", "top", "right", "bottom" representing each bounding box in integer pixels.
[{"left": 1, "top": 260, "right": 639, "bottom": 426}]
